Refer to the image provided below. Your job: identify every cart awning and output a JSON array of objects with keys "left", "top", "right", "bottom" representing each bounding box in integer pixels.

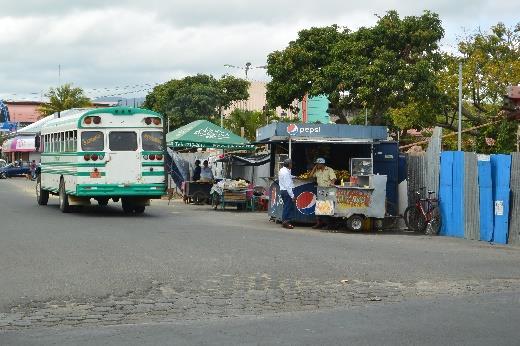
[
  {"left": 217, "top": 153, "right": 270, "bottom": 166},
  {"left": 166, "top": 120, "right": 255, "bottom": 150}
]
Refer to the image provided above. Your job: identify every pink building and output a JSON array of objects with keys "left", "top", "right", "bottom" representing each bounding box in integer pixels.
[{"left": 6, "top": 101, "right": 43, "bottom": 125}]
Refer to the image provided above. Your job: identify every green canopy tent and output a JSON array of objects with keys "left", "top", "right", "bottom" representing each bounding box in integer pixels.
[{"left": 166, "top": 120, "right": 255, "bottom": 150}]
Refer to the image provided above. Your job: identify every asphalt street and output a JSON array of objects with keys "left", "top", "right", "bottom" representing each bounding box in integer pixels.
[{"left": 1, "top": 177, "right": 520, "bottom": 344}]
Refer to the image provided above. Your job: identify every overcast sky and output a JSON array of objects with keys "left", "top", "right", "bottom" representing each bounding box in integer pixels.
[{"left": 1, "top": 0, "right": 519, "bottom": 101}]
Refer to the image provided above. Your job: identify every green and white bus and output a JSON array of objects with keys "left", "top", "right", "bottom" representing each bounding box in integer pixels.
[{"left": 36, "top": 107, "right": 166, "bottom": 214}]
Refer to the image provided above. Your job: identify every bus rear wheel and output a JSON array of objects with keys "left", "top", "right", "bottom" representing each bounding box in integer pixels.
[
  {"left": 59, "top": 179, "right": 71, "bottom": 213},
  {"left": 121, "top": 198, "right": 145, "bottom": 215},
  {"left": 36, "top": 175, "right": 49, "bottom": 206}
]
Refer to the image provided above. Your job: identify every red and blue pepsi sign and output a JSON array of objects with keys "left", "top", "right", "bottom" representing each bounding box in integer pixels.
[{"left": 296, "top": 191, "right": 316, "bottom": 215}]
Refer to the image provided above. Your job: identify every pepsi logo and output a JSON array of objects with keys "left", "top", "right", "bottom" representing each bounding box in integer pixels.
[
  {"left": 296, "top": 191, "right": 316, "bottom": 215},
  {"left": 287, "top": 124, "right": 299, "bottom": 135}
]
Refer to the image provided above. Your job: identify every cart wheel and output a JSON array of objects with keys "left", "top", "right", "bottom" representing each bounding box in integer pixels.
[
  {"left": 192, "top": 191, "right": 207, "bottom": 205},
  {"left": 346, "top": 215, "right": 364, "bottom": 231}
]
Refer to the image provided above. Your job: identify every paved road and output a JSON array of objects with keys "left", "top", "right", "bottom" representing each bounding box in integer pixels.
[
  {"left": 1, "top": 178, "right": 520, "bottom": 338},
  {"left": 2, "top": 292, "right": 520, "bottom": 345}
]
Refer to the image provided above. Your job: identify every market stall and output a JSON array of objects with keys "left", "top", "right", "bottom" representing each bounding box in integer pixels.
[
  {"left": 165, "top": 120, "right": 255, "bottom": 205},
  {"left": 210, "top": 179, "right": 251, "bottom": 210},
  {"left": 255, "top": 123, "right": 401, "bottom": 229}
]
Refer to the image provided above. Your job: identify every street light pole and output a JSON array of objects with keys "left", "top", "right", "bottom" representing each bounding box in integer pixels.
[{"left": 458, "top": 62, "right": 462, "bottom": 151}]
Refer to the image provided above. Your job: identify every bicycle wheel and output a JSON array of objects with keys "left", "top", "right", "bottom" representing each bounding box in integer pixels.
[
  {"left": 426, "top": 206, "right": 441, "bottom": 235},
  {"left": 404, "top": 206, "right": 426, "bottom": 232}
]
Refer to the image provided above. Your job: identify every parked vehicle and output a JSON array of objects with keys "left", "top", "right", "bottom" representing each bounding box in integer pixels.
[{"left": 0, "top": 163, "right": 31, "bottom": 179}]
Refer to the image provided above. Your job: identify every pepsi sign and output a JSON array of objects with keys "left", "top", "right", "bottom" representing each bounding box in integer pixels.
[
  {"left": 296, "top": 191, "right": 316, "bottom": 215},
  {"left": 286, "top": 123, "right": 321, "bottom": 136}
]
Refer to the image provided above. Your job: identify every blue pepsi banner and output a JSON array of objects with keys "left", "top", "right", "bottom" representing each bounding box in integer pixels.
[{"left": 256, "top": 122, "right": 388, "bottom": 142}]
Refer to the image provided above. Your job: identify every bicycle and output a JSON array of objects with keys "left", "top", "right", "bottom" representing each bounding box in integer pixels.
[{"left": 404, "top": 188, "right": 441, "bottom": 235}]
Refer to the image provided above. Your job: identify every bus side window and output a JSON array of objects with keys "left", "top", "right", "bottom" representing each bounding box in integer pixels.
[
  {"left": 73, "top": 130, "right": 77, "bottom": 152},
  {"left": 66, "top": 131, "right": 71, "bottom": 152}
]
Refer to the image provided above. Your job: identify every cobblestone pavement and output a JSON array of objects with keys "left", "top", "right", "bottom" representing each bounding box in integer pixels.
[{"left": 2, "top": 274, "right": 520, "bottom": 330}]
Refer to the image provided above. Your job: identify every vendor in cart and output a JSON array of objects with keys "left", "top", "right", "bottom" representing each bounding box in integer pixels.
[{"left": 309, "top": 157, "right": 336, "bottom": 229}]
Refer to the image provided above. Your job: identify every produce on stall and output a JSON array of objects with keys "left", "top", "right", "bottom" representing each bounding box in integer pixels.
[{"left": 210, "top": 179, "right": 251, "bottom": 210}]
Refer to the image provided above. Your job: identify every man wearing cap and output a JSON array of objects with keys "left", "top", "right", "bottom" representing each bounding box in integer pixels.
[
  {"left": 278, "top": 158, "right": 295, "bottom": 229},
  {"left": 309, "top": 157, "right": 336, "bottom": 229}
]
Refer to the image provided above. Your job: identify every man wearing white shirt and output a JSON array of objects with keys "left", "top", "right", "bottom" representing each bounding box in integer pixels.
[{"left": 278, "top": 158, "right": 295, "bottom": 229}]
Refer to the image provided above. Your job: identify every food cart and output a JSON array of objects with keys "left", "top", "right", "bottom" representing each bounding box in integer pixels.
[{"left": 255, "top": 123, "right": 401, "bottom": 230}]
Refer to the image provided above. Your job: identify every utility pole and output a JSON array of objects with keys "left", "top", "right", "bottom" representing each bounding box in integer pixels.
[
  {"left": 458, "top": 62, "right": 462, "bottom": 151},
  {"left": 517, "top": 124, "right": 520, "bottom": 152}
]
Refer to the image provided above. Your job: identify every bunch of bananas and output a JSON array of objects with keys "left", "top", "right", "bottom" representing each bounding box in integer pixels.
[
  {"left": 298, "top": 171, "right": 312, "bottom": 179},
  {"left": 335, "top": 170, "right": 351, "bottom": 180}
]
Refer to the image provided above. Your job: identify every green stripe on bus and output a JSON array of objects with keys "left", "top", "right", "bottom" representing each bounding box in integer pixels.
[
  {"left": 42, "top": 152, "right": 105, "bottom": 156},
  {"left": 83, "top": 107, "right": 162, "bottom": 117},
  {"left": 42, "top": 162, "right": 106, "bottom": 167},
  {"left": 41, "top": 169, "right": 106, "bottom": 177},
  {"left": 142, "top": 171, "right": 164, "bottom": 176},
  {"left": 76, "top": 183, "right": 165, "bottom": 197},
  {"left": 142, "top": 162, "right": 164, "bottom": 167},
  {"left": 141, "top": 151, "right": 164, "bottom": 155},
  {"left": 76, "top": 172, "right": 106, "bottom": 177}
]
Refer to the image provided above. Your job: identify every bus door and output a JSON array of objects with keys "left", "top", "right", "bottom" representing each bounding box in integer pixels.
[{"left": 106, "top": 131, "right": 141, "bottom": 184}]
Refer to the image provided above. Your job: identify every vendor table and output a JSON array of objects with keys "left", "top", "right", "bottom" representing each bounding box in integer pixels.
[
  {"left": 211, "top": 189, "right": 248, "bottom": 210},
  {"left": 183, "top": 181, "right": 212, "bottom": 204}
]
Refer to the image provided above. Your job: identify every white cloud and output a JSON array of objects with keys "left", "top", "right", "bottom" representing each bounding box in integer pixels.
[{"left": 0, "top": 0, "right": 519, "bottom": 100}]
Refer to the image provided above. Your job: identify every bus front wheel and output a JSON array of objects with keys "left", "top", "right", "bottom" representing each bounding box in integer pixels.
[
  {"left": 36, "top": 175, "right": 49, "bottom": 206},
  {"left": 59, "top": 179, "right": 71, "bottom": 213}
]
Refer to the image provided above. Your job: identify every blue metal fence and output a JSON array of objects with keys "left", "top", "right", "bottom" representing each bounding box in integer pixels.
[{"left": 439, "top": 152, "right": 513, "bottom": 244}]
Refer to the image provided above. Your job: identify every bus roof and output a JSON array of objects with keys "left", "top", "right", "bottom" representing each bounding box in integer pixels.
[{"left": 40, "top": 107, "right": 162, "bottom": 132}]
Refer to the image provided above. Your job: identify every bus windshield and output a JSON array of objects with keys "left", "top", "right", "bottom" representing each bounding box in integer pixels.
[
  {"left": 109, "top": 131, "right": 137, "bottom": 151},
  {"left": 81, "top": 131, "right": 104, "bottom": 151},
  {"left": 142, "top": 131, "right": 163, "bottom": 151}
]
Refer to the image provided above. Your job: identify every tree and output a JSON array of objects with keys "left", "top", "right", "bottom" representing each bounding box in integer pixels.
[
  {"left": 224, "top": 109, "right": 279, "bottom": 141},
  {"left": 143, "top": 74, "right": 249, "bottom": 129},
  {"left": 266, "top": 11, "right": 446, "bottom": 127},
  {"left": 437, "top": 23, "right": 520, "bottom": 153},
  {"left": 38, "top": 84, "right": 91, "bottom": 117}
]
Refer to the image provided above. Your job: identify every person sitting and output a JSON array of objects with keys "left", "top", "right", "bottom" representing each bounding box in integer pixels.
[
  {"left": 192, "top": 160, "right": 201, "bottom": 181},
  {"left": 200, "top": 160, "right": 214, "bottom": 182}
]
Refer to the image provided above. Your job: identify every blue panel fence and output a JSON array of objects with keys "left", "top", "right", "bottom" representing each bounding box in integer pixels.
[{"left": 439, "top": 151, "right": 513, "bottom": 244}]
